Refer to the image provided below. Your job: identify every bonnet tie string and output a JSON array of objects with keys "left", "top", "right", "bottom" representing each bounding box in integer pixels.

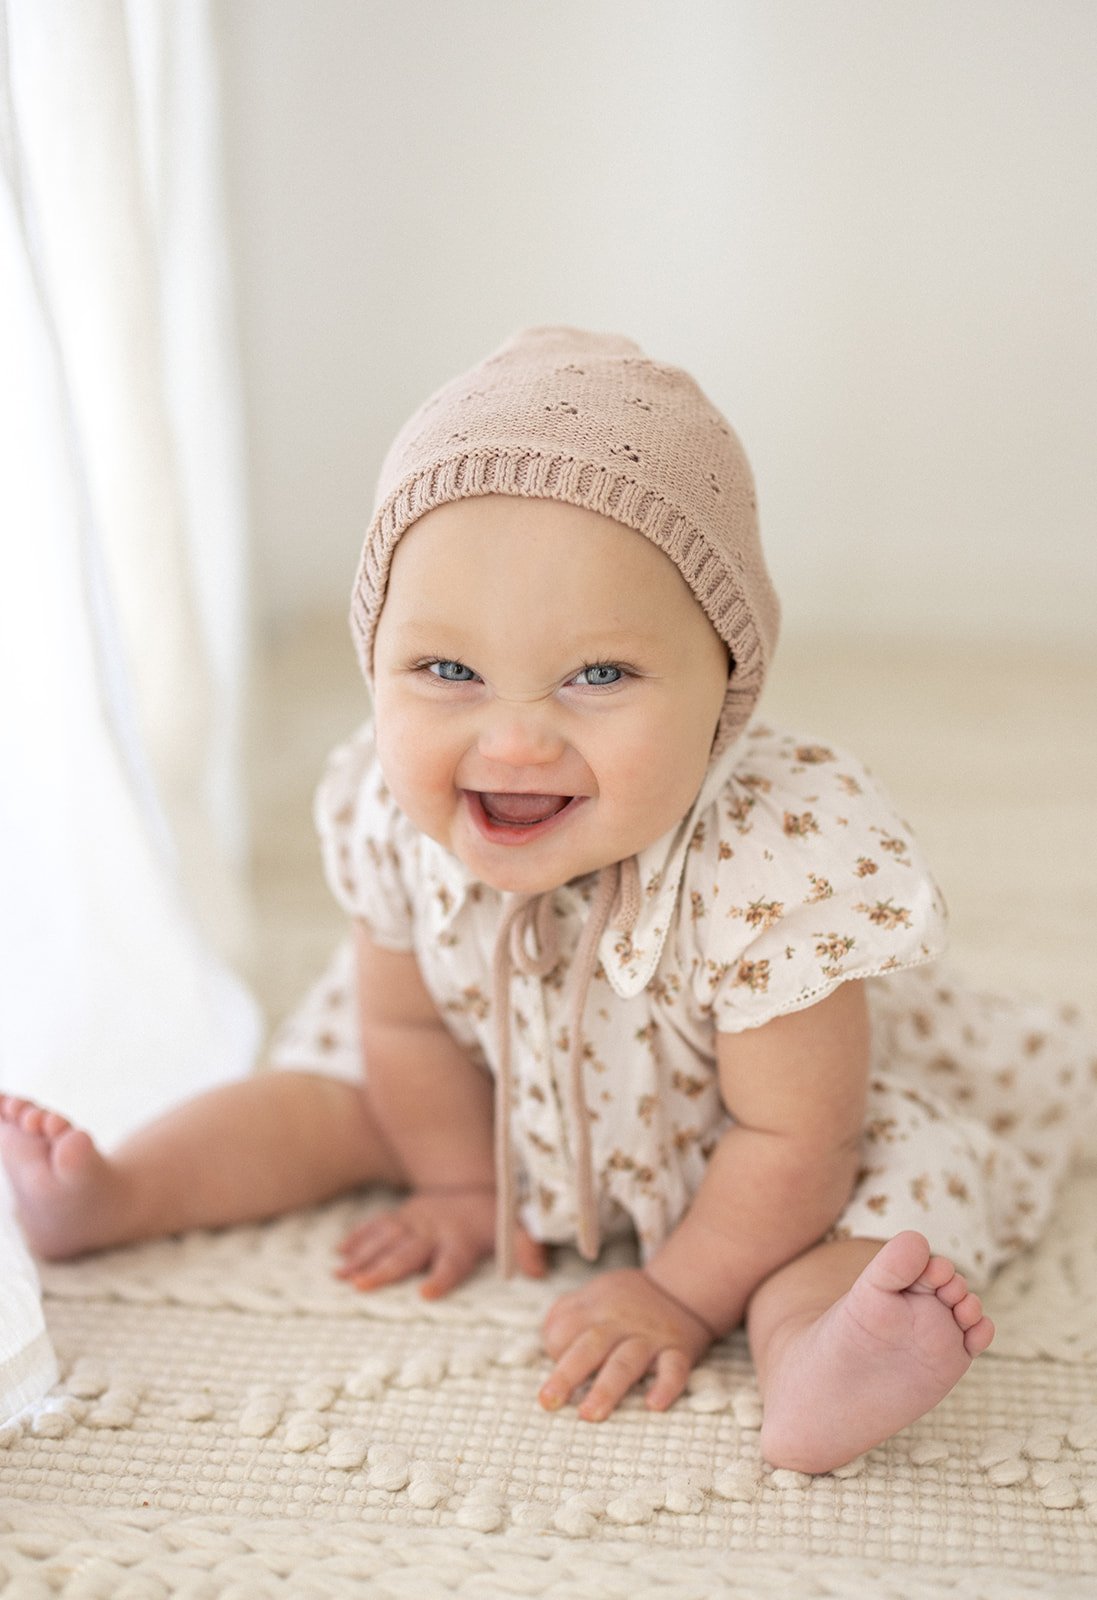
[{"left": 491, "top": 855, "right": 642, "bottom": 1276}]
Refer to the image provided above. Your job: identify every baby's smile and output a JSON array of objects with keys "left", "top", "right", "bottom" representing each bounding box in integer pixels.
[{"left": 466, "top": 790, "right": 585, "bottom": 843}]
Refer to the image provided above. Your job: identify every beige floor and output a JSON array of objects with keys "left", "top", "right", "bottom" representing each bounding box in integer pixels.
[{"left": 248, "top": 615, "right": 1095, "bottom": 1032}]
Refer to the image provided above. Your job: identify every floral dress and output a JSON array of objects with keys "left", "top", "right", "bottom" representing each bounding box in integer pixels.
[{"left": 269, "top": 719, "right": 1097, "bottom": 1289}]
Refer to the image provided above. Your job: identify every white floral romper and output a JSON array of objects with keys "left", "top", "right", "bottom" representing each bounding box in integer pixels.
[{"left": 269, "top": 719, "right": 1097, "bottom": 1290}]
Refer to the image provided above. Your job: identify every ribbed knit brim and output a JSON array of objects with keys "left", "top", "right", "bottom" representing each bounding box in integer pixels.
[{"left": 351, "top": 326, "right": 780, "bottom": 754}]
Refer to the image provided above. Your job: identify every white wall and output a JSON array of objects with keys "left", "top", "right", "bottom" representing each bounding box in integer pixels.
[{"left": 217, "top": 0, "right": 1097, "bottom": 646}]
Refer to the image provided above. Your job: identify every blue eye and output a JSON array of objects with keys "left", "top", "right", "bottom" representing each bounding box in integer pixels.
[
  {"left": 427, "top": 659, "right": 477, "bottom": 682},
  {"left": 576, "top": 662, "right": 623, "bottom": 687}
]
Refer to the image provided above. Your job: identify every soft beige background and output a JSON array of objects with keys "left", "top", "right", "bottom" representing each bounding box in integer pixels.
[{"left": 216, "top": 0, "right": 1097, "bottom": 646}]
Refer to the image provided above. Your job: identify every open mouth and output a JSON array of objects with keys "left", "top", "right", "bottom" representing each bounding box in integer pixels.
[
  {"left": 481, "top": 793, "right": 569, "bottom": 825},
  {"left": 465, "top": 791, "right": 583, "bottom": 843}
]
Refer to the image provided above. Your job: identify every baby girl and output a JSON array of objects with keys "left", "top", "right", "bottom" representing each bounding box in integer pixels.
[{"left": 3, "top": 326, "right": 1094, "bottom": 1474}]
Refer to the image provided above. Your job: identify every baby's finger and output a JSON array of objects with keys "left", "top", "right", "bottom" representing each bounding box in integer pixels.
[
  {"left": 644, "top": 1346, "right": 693, "bottom": 1413},
  {"left": 351, "top": 1231, "right": 431, "bottom": 1291},
  {"left": 336, "top": 1219, "right": 388, "bottom": 1260},
  {"left": 540, "top": 1292, "right": 586, "bottom": 1357},
  {"left": 538, "top": 1326, "right": 617, "bottom": 1412},
  {"left": 577, "top": 1337, "right": 654, "bottom": 1423},
  {"left": 335, "top": 1215, "right": 405, "bottom": 1276},
  {"left": 419, "top": 1239, "right": 483, "bottom": 1300},
  {"left": 336, "top": 1208, "right": 410, "bottom": 1254}
]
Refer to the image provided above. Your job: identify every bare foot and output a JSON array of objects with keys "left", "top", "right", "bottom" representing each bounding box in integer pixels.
[
  {"left": 759, "top": 1231, "right": 995, "bottom": 1474},
  {"left": 0, "top": 1096, "right": 129, "bottom": 1259}
]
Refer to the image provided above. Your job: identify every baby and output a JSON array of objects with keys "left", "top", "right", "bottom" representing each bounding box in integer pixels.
[{"left": 4, "top": 326, "right": 1095, "bottom": 1474}]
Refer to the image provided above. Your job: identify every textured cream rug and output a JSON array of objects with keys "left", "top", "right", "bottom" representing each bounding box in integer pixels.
[
  {"left": 2, "top": 629, "right": 1093, "bottom": 1595},
  {"left": 1, "top": 1159, "right": 1096, "bottom": 1595}
]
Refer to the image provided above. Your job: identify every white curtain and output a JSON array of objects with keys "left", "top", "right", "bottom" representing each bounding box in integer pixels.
[{"left": 0, "top": 0, "right": 261, "bottom": 1418}]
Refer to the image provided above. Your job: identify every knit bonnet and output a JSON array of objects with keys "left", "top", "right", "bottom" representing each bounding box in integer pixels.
[{"left": 350, "top": 325, "right": 780, "bottom": 754}]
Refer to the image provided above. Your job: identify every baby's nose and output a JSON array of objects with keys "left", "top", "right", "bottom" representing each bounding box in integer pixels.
[{"left": 475, "top": 706, "right": 567, "bottom": 768}]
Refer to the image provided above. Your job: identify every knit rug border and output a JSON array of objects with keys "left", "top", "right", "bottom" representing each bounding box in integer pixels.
[{"left": 1, "top": 1499, "right": 1096, "bottom": 1599}]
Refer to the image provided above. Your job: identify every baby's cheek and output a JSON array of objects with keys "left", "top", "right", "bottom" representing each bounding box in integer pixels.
[{"left": 376, "top": 733, "right": 450, "bottom": 833}]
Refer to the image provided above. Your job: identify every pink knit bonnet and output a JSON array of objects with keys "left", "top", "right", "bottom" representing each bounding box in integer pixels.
[{"left": 350, "top": 325, "right": 780, "bottom": 753}]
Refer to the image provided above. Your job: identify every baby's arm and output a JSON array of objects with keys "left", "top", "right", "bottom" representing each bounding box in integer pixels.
[
  {"left": 540, "top": 981, "right": 870, "bottom": 1417},
  {"left": 353, "top": 922, "right": 497, "bottom": 1186},
  {"left": 337, "top": 922, "right": 545, "bottom": 1296},
  {"left": 644, "top": 978, "right": 870, "bottom": 1332}
]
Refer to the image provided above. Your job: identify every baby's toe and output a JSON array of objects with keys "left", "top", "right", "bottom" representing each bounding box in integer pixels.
[
  {"left": 868, "top": 1231, "right": 932, "bottom": 1292},
  {"left": 933, "top": 1271, "right": 969, "bottom": 1309},
  {"left": 963, "top": 1314, "right": 995, "bottom": 1356},
  {"left": 16, "top": 1102, "right": 71, "bottom": 1138},
  {"left": 916, "top": 1253, "right": 957, "bottom": 1292},
  {"left": 952, "top": 1291, "right": 985, "bottom": 1332}
]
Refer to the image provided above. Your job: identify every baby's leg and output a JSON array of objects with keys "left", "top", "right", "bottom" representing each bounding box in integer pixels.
[
  {"left": 0, "top": 1072, "right": 405, "bottom": 1260},
  {"left": 746, "top": 1231, "right": 994, "bottom": 1474}
]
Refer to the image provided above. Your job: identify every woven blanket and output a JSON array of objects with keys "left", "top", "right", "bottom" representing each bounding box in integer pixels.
[{"left": 2, "top": 1160, "right": 1096, "bottom": 1597}]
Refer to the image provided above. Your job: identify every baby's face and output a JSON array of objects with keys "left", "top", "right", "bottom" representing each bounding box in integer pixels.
[{"left": 372, "top": 495, "right": 729, "bottom": 894}]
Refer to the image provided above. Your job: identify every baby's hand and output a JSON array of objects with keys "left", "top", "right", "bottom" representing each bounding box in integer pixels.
[
  {"left": 539, "top": 1268, "right": 715, "bottom": 1422},
  {"left": 335, "top": 1188, "right": 546, "bottom": 1299}
]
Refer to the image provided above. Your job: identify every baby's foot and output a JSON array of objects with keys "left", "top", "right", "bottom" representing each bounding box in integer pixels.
[
  {"left": 0, "top": 1096, "right": 127, "bottom": 1259},
  {"left": 759, "top": 1231, "right": 995, "bottom": 1474}
]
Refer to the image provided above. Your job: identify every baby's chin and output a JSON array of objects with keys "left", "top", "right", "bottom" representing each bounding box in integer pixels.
[
  {"left": 447, "top": 842, "right": 597, "bottom": 897},
  {"left": 444, "top": 827, "right": 615, "bottom": 897}
]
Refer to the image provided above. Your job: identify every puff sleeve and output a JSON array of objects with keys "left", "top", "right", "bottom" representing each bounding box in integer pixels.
[
  {"left": 681, "top": 727, "right": 948, "bottom": 1033},
  {"left": 312, "top": 719, "right": 417, "bottom": 950}
]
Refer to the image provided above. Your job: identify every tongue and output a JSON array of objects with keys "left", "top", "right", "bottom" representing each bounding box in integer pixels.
[{"left": 481, "top": 793, "right": 569, "bottom": 825}]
